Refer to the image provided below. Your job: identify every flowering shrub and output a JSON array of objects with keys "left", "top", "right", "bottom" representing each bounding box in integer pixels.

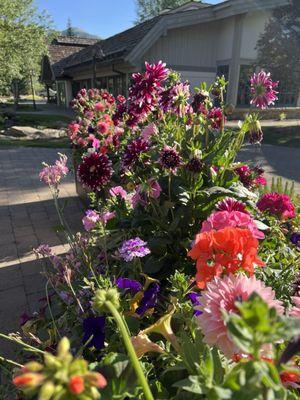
[{"left": 1, "top": 63, "right": 300, "bottom": 400}]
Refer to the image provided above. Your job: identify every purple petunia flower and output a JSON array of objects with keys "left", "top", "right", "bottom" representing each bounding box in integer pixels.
[
  {"left": 83, "top": 316, "right": 106, "bottom": 350},
  {"left": 118, "top": 237, "right": 151, "bottom": 262},
  {"left": 187, "top": 292, "right": 203, "bottom": 316},
  {"left": 291, "top": 233, "right": 300, "bottom": 248},
  {"left": 116, "top": 277, "right": 142, "bottom": 293},
  {"left": 136, "top": 283, "right": 160, "bottom": 316}
]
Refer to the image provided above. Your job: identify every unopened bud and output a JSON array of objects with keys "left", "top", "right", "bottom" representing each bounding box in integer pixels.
[
  {"left": 57, "top": 337, "right": 70, "bottom": 358},
  {"left": 44, "top": 353, "right": 62, "bottom": 370},
  {"left": 85, "top": 372, "right": 107, "bottom": 389},
  {"left": 93, "top": 288, "right": 120, "bottom": 313},
  {"left": 38, "top": 381, "right": 55, "bottom": 400},
  {"left": 22, "top": 361, "right": 43, "bottom": 373},
  {"left": 13, "top": 373, "right": 44, "bottom": 389}
]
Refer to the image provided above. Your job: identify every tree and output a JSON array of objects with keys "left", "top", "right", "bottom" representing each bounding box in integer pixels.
[
  {"left": 256, "top": 0, "right": 300, "bottom": 101},
  {"left": 0, "top": 0, "right": 52, "bottom": 108},
  {"left": 135, "top": 0, "right": 200, "bottom": 23},
  {"left": 66, "top": 18, "right": 74, "bottom": 37}
]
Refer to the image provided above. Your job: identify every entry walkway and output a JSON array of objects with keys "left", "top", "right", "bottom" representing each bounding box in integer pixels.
[{"left": 0, "top": 147, "right": 83, "bottom": 357}]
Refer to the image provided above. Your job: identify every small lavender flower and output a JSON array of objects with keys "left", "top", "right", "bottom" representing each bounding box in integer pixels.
[
  {"left": 118, "top": 237, "right": 150, "bottom": 262},
  {"left": 116, "top": 277, "right": 142, "bottom": 293}
]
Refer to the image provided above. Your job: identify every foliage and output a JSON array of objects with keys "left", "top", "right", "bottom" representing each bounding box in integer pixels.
[
  {"left": 0, "top": 0, "right": 53, "bottom": 95},
  {"left": 256, "top": 0, "right": 300, "bottom": 95},
  {"left": 135, "top": 0, "right": 200, "bottom": 23}
]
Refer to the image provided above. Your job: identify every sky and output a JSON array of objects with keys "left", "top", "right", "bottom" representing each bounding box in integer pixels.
[{"left": 36, "top": 0, "right": 222, "bottom": 39}]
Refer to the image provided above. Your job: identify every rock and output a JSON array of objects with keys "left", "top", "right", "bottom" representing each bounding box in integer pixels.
[{"left": 5, "top": 126, "right": 67, "bottom": 139}]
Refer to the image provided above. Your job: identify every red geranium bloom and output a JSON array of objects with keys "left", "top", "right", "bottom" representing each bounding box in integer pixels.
[{"left": 188, "top": 227, "right": 265, "bottom": 289}]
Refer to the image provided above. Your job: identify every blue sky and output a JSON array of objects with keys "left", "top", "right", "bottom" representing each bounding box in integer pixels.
[{"left": 36, "top": 0, "right": 221, "bottom": 39}]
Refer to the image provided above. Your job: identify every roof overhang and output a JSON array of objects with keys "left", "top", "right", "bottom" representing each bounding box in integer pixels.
[{"left": 126, "top": 0, "right": 291, "bottom": 66}]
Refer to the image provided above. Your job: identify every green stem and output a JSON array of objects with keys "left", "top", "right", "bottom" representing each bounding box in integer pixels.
[
  {"left": 0, "top": 334, "right": 45, "bottom": 355},
  {"left": 105, "top": 301, "right": 154, "bottom": 400},
  {"left": 0, "top": 355, "right": 23, "bottom": 368}
]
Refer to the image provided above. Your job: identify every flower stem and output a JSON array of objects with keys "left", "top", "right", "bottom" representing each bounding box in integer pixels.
[{"left": 105, "top": 301, "right": 154, "bottom": 400}]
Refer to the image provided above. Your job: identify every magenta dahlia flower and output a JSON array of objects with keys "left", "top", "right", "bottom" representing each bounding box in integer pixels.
[
  {"left": 208, "top": 107, "right": 225, "bottom": 129},
  {"left": 186, "top": 157, "right": 204, "bottom": 173},
  {"left": 121, "top": 138, "right": 149, "bottom": 170},
  {"left": 196, "top": 274, "right": 283, "bottom": 357},
  {"left": 201, "top": 210, "right": 264, "bottom": 239},
  {"left": 160, "top": 146, "right": 182, "bottom": 172},
  {"left": 235, "top": 165, "right": 266, "bottom": 189},
  {"left": 257, "top": 192, "right": 296, "bottom": 219},
  {"left": 77, "top": 152, "right": 113, "bottom": 191},
  {"left": 216, "top": 198, "right": 248, "bottom": 214},
  {"left": 250, "top": 71, "right": 278, "bottom": 109}
]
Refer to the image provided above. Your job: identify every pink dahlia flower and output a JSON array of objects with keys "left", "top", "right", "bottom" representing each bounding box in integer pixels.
[
  {"left": 257, "top": 192, "right": 296, "bottom": 219},
  {"left": 141, "top": 123, "right": 158, "bottom": 140},
  {"left": 250, "top": 71, "right": 278, "bottom": 109},
  {"left": 216, "top": 197, "right": 248, "bottom": 214},
  {"left": 201, "top": 210, "right": 264, "bottom": 239},
  {"left": 39, "top": 154, "right": 69, "bottom": 187},
  {"left": 197, "top": 274, "right": 283, "bottom": 357},
  {"left": 289, "top": 297, "right": 300, "bottom": 317},
  {"left": 109, "top": 186, "right": 127, "bottom": 200},
  {"left": 82, "top": 210, "right": 100, "bottom": 231}
]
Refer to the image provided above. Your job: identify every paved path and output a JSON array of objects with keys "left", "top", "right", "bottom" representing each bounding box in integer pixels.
[
  {"left": 0, "top": 147, "right": 83, "bottom": 358},
  {"left": 238, "top": 144, "right": 300, "bottom": 194},
  {"left": 227, "top": 119, "right": 300, "bottom": 128}
]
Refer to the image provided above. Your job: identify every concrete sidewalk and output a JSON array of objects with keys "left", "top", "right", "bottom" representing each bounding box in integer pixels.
[{"left": 0, "top": 147, "right": 83, "bottom": 357}]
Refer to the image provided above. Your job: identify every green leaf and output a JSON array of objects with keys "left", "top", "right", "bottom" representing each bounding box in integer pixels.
[{"left": 173, "top": 375, "right": 204, "bottom": 394}]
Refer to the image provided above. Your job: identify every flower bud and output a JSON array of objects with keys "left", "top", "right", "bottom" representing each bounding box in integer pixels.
[
  {"left": 44, "top": 353, "right": 62, "bottom": 370},
  {"left": 90, "top": 386, "right": 101, "bottom": 399},
  {"left": 57, "top": 337, "right": 71, "bottom": 359},
  {"left": 22, "top": 361, "right": 43, "bottom": 373},
  {"left": 85, "top": 372, "right": 107, "bottom": 389},
  {"left": 93, "top": 288, "right": 120, "bottom": 313},
  {"left": 68, "top": 375, "right": 85, "bottom": 395},
  {"left": 13, "top": 373, "right": 44, "bottom": 389},
  {"left": 38, "top": 381, "right": 55, "bottom": 400}
]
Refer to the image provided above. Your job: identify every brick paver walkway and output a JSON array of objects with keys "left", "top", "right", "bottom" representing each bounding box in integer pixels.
[{"left": 0, "top": 147, "right": 83, "bottom": 357}]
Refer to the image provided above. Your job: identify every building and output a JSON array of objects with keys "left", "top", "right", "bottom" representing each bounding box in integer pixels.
[
  {"left": 41, "top": 36, "right": 98, "bottom": 103},
  {"left": 43, "top": 0, "right": 296, "bottom": 108}
]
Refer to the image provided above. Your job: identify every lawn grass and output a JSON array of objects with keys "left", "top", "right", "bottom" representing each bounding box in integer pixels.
[
  {"left": 263, "top": 126, "right": 300, "bottom": 148},
  {"left": 0, "top": 137, "right": 70, "bottom": 148},
  {"left": 14, "top": 114, "right": 72, "bottom": 128}
]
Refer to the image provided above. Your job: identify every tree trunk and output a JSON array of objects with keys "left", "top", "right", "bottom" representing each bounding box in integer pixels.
[
  {"left": 30, "top": 73, "right": 37, "bottom": 111},
  {"left": 46, "top": 85, "right": 50, "bottom": 103},
  {"left": 13, "top": 80, "right": 19, "bottom": 112}
]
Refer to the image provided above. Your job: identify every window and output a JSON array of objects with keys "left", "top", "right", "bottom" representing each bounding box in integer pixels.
[
  {"left": 95, "top": 75, "right": 126, "bottom": 96},
  {"left": 72, "top": 81, "right": 80, "bottom": 98},
  {"left": 237, "top": 65, "right": 254, "bottom": 107}
]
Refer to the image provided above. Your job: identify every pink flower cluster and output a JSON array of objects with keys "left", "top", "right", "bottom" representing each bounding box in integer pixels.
[
  {"left": 39, "top": 154, "right": 69, "bottom": 187},
  {"left": 250, "top": 71, "right": 279, "bottom": 109},
  {"left": 257, "top": 192, "right": 296, "bottom": 219},
  {"left": 82, "top": 209, "right": 115, "bottom": 231},
  {"left": 201, "top": 210, "right": 264, "bottom": 239},
  {"left": 131, "top": 179, "right": 162, "bottom": 208}
]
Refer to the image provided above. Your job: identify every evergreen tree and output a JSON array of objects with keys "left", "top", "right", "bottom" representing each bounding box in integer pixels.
[
  {"left": 66, "top": 18, "right": 74, "bottom": 37},
  {"left": 256, "top": 0, "right": 300, "bottom": 100},
  {"left": 135, "top": 0, "right": 199, "bottom": 23}
]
